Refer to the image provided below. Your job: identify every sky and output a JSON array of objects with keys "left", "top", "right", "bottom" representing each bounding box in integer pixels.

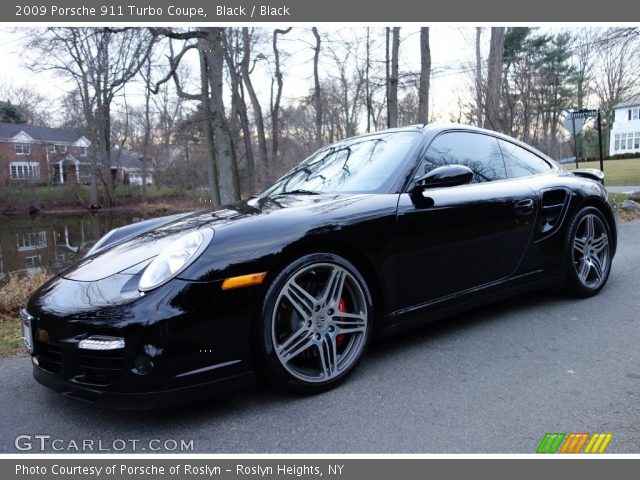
[{"left": 0, "top": 26, "right": 482, "bottom": 126}]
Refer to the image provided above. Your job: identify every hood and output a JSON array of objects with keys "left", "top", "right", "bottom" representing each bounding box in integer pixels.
[{"left": 60, "top": 193, "right": 367, "bottom": 282}]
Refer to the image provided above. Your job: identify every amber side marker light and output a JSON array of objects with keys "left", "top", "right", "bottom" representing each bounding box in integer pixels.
[{"left": 221, "top": 272, "right": 268, "bottom": 290}]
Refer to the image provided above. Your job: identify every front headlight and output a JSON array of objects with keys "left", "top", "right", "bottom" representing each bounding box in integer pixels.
[{"left": 139, "top": 228, "right": 214, "bottom": 291}]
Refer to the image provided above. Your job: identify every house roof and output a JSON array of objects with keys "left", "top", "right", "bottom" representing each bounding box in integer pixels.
[
  {"left": 0, "top": 122, "right": 85, "bottom": 143},
  {"left": 614, "top": 93, "right": 640, "bottom": 109},
  {"left": 96, "top": 149, "right": 148, "bottom": 170}
]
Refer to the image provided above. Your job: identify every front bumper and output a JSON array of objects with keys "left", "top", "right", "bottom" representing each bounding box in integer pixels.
[
  {"left": 25, "top": 275, "right": 261, "bottom": 409},
  {"left": 33, "top": 362, "right": 255, "bottom": 409}
]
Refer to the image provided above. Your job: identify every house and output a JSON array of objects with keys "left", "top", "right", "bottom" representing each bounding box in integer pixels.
[
  {"left": 0, "top": 122, "right": 155, "bottom": 186},
  {"left": 101, "top": 147, "right": 153, "bottom": 186},
  {"left": 609, "top": 93, "right": 640, "bottom": 156},
  {"left": 0, "top": 122, "right": 92, "bottom": 184}
]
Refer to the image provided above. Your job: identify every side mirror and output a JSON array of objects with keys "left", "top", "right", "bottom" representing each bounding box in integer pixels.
[{"left": 413, "top": 164, "right": 474, "bottom": 191}]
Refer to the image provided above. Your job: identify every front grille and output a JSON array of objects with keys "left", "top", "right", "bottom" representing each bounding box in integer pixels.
[
  {"left": 34, "top": 340, "right": 125, "bottom": 387},
  {"left": 75, "top": 350, "right": 125, "bottom": 386},
  {"left": 34, "top": 341, "right": 63, "bottom": 374}
]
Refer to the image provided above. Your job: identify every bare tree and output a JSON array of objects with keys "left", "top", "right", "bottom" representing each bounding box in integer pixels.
[
  {"left": 0, "top": 83, "right": 54, "bottom": 126},
  {"left": 387, "top": 27, "right": 400, "bottom": 128},
  {"left": 485, "top": 27, "right": 505, "bottom": 131},
  {"left": 418, "top": 27, "right": 431, "bottom": 124},
  {"left": 221, "top": 28, "right": 255, "bottom": 194},
  {"left": 312, "top": 27, "right": 323, "bottom": 149},
  {"left": 475, "top": 27, "right": 483, "bottom": 127},
  {"left": 271, "top": 27, "right": 292, "bottom": 163},
  {"left": 205, "top": 28, "right": 241, "bottom": 204},
  {"left": 25, "top": 28, "right": 156, "bottom": 207},
  {"left": 594, "top": 32, "right": 640, "bottom": 152},
  {"left": 241, "top": 27, "right": 269, "bottom": 185}
]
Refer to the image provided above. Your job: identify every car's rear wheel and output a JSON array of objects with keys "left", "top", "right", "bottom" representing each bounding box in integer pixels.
[
  {"left": 257, "top": 253, "right": 372, "bottom": 393},
  {"left": 564, "top": 206, "right": 612, "bottom": 297}
]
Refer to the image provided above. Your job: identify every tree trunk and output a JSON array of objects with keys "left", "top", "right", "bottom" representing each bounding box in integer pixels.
[
  {"left": 418, "top": 27, "right": 431, "bottom": 124},
  {"left": 388, "top": 27, "right": 400, "bottom": 128},
  {"left": 141, "top": 60, "right": 152, "bottom": 201},
  {"left": 206, "top": 28, "right": 240, "bottom": 204},
  {"left": 485, "top": 27, "right": 505, "bottom": 131},
  {"left": 271, "top": 27, "right": 291, "bottom": 162},
  {"left": 222, "top": 30, "right": 256, "bottom": 196},
  {"left": 241, "top": 27, "right": 269, "bottom": 187},
  {"left": 365, "top": 27, "right": 372, "bottom": 133},
  {"left": 197, "top": 38, "right": 221, "bottom": 208},
  {"left": 475, "top": 27, "right": 483, "bottom": 127},
  {"left": 312, "top": 27, "right": 323, "bottom": 149}
]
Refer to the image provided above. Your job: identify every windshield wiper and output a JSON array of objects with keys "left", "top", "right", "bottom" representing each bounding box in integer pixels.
[{"left": 279, "top": 189, "right": 321, "bottom": 195}]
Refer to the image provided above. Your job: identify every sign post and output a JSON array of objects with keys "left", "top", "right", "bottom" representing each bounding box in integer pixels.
[
  {"left": 571, "top": 117, "right": 579, "bottom": 169},
  {"left": 567, "top": 109, "right": 603, "bottom": 172}
]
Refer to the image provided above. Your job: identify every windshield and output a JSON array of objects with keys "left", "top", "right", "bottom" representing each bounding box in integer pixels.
[{"left": 261, "top": 131, "right": 421, "bottom": 196}]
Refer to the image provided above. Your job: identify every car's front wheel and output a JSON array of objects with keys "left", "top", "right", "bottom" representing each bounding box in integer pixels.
[
  {"left": 564, "top": 206, "right": 613, "bottom": 297},
  {"left": 257, "top": 253, "right": 372, "bottom": 393}
]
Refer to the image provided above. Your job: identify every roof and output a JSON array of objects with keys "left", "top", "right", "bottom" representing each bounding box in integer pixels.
[
  {"left": 614, "top": 93, "right": 640, "bottom": 109},
  {"left": 0, "top": 122, "right": 84, "bottom": 143},
  {"left": 97, "top": 149, "right": 147, "bottom": 170}
]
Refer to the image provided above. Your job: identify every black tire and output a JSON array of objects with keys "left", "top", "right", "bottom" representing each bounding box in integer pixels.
[
  {"left": 564, "top": 206, "right": 613, "bottom": 297},
  {"left": 255, "top": 253, "right": 373, "bottom": 393}
]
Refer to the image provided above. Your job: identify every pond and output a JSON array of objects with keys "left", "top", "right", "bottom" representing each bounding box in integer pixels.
[{"left": 0, "top": 211, "right": 175, "bottom": 282}]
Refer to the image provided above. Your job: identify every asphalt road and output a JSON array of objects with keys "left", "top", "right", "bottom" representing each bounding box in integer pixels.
[{"left": 1, "top": 221, "right": 639, "bottom": 454}]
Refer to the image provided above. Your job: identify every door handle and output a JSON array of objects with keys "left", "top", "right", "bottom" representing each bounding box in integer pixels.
[{"left": 514, "top": 198, "right": 535, "bottom": 215}]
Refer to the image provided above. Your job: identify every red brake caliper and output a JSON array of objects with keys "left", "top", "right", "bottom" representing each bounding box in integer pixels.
[{"left": 336, "top": 297, "right": 347, "bottom": 348}]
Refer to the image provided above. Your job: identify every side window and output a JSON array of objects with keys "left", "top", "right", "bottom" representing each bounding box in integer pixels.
[
  {"left": 498, "top": 139, "right": 551, "bottom": 178},
  {"left": 417, "top": 132, "right": 507, "bottom": 184}
]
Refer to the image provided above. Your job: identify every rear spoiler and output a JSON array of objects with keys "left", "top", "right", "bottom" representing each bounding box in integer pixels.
[{"left": 572, "top": 168, "right": 605, "bottom": 186}]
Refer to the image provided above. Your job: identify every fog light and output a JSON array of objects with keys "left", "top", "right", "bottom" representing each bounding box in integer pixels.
[
  {"left": 78, "top": 336, "right": 125, "bottom": 350},
  {"left": 132, "top": 355, "right": 154, "bottom": 375}
]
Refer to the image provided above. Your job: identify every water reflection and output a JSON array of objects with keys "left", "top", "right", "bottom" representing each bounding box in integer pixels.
[{"left": 0, "top": 212, "right": 164, "bottom": 281}]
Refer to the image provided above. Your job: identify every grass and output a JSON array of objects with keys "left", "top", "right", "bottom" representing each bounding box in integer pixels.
[
  {"left": 0, "top": 271, "right": 50, "bottom": 357},
  {"left": 566, "top": 157, "right": 640, "bottom": 186}
]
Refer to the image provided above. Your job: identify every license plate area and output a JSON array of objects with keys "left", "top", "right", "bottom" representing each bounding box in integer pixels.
[{"left": 19, "top": 309, "right": 34, "bottom": 354}]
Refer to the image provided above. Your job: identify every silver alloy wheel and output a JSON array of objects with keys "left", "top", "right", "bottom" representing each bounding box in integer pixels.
[
  {"left": 573, "top": 213, "right": 609, "bottom": 289},
  {"left": 271, "top": 262, "right": 368, "bottom": 383}
]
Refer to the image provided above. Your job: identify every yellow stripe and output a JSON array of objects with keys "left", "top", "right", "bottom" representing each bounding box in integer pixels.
[
  {"left": 590, "top": 433, "right": 606, "bottom": 453},
  {"left": 597, "top": 433, "right": 613, "bottom": 453},
  {"left": 584, "top": 434, "right": 598, "bottom": 453},
  {"left": 572, "top": 433, "right": 589, "bottom": 453}
]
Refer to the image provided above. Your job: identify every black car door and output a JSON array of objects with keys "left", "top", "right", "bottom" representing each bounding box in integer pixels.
[{"left": 394, "top": 131, "right": 538, "bottom": 312}]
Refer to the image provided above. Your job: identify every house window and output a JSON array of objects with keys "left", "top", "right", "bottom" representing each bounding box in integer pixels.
[
  {"left": 79, "top": 146, "right": 87, "bottom": 155},
  {"left": 15, "top": 143, "right": 31, "bottom": 155},
  {"left": 10, "top": 162, "right": 40, "bottom": 179},
  {"left": 628, "top": 134, "right": 634, "bottom": 150},
  {"left": 16, "top": 231, "right": 47, "bottom": 251},
  {"left": 615, "top": 134, "right": 621, "bottom": 151},
  {"left": 633, "top": 109, "right": 640, "bottom": 120},
  {"left": 47, "top": 144, "right": 55, "bottom": 153},
  {"left": 24, "top": 255, "right": 41, "bottom": 269},
  {"left": 620, "top": 133, "right": 627, "bottom": 150},
  {"left": 635, "top": 132, "right": 640, "bottom": 150},
  {"left": 58, "top": 145, "right": 67, "bottom": 153}
]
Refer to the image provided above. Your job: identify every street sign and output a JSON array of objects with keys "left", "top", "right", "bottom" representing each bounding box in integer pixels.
[
  {"left": 568, "top": 109, "right": 598, "bottom": 119},
  {"left": 565, "top": 108, "right": 604, "bottom": 172},
  {"left": 563, "top": 116, "right": 585, "bottom": 135}
]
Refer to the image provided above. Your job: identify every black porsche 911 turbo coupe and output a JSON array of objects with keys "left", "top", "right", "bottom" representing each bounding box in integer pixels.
[{"left": 23, "top": 124, "right": 616, "bottom": 408}]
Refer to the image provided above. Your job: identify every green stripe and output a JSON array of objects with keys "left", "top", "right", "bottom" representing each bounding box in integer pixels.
[
  {"left": 537, "top": 433, "right": 566, "bottom": 453},
  {"left": 549, "top": 433, "right": 566, "bottom": 453}
]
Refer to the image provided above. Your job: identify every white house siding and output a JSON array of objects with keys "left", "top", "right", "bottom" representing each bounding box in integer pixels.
[{"left": 609, "top": 104, "right": 640, "bottom": 156}]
